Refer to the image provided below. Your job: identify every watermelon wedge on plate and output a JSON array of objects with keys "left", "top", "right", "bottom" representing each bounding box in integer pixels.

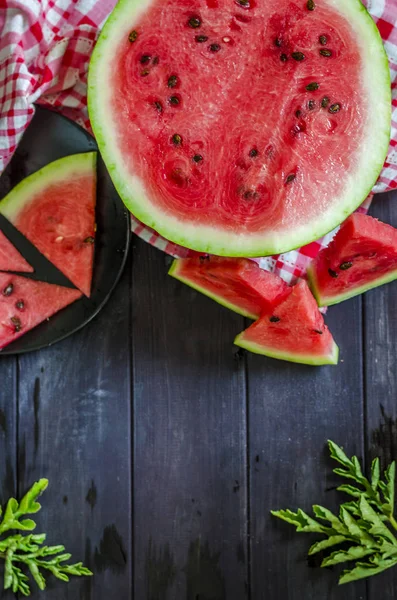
[
  {"left": 0, "top": 230, "right": 33, "bottom": 273},
  {"left": 308, "top": 213, "right": 397, "bottom": 306},
  {"left": 88, "top": 0, "right": 390, "bottom": 257},
  {"left": 0, "top": 153, "right": 97, "bottom": 297},
  {"left": 0, "top": 273, "right": 82, "bottom": 350},
  {"left": 234, "top": 280, "right": 338, "bottom": 365}
]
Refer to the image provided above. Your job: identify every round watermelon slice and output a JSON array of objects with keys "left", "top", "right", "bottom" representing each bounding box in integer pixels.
[
  {"left": 307, "top": 213, "right": 397, "bottom": 306},
  {"left": 169, "top": 256, "right": 289, "bottom": 319},
  {"left": 0, "top": 153, "right": 97, "bottom": 297},
  {"left": 234, "top": 280, "right": 338, "bottom": 365},
  {"left": 88, "top": 0, "right": 390, "bottom": 257}
]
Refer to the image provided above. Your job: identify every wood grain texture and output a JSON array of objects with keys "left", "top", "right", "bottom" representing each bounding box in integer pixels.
[
  {"left": 0, "top": 356, "right": 17, "bottom": 505},
  {"left": 132, "top": 239, "right": 248, "bottom": 600},
  {"left": 247, "top": 297, "right": 367, "bottom": 600},
  {"left": 15, "top": 264, "right": 132, "bottom": 600},
  {"left": 364, "top": 191, "right": 397, "bottom": 599}
]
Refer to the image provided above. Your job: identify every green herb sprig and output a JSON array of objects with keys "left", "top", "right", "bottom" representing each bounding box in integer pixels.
[
  {"left": 272, "top": 441, "right": 397, "bottom": 584},
  {"left": 0, "top": 479, "right": 92, "bottom": 596}
]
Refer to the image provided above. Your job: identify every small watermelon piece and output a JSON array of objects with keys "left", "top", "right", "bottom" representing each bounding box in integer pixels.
[
  {"left": 0, "top": 153, "right": 97, "bottom": 297},
  {"left": 0, "top": 274, "right": 82, "bottom": 350},
  {"left": 0, "top": 230, "right": 33, "bottom": 273},
  {"left": 169, "top": 256, "right": 289, "bottom": 319},
  {"left": 308, "top": 214, "right": 397, "bottom": 307},
  {"left": 88, "top": 0, "right": 390, "bottom": 257},
  {"left": 234, "top": 280, "right": 338, "bottom": 365}
]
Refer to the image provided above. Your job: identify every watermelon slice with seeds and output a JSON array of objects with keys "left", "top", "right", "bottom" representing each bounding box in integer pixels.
[
  {"left": 308, "top": 213, "right": 397, "bottom": 306},
  {"left": 0, "top": 274, "right": 82, "bottom": 350},
  {"left": 0, "top": 153, "right": 97, "bottom": 297},
  {"left": 169, "top": 256, "right": 289, "bottom": 319},
  {"left": 88, "top": 0, "right": 390, "bottom": 257},
  {"left": 0, "top": 230, "right": 33, "bottom": 273},
  {"left": 234, "top": 280, "right": 338, "bottom": 365}
]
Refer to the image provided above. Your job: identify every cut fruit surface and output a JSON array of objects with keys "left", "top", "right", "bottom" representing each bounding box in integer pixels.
[
  {"left": 0, "top": 230, "right": 33, "bottom": 273},
  {"left": 169, "top": 256, "right": 289, "bottom": 319},
  {"left": 0, "top": 274, "right": 82, "bottom": 350},
  {"left": 308, "top": 213, "right": 397, "bottom": 306},
  {"left": 89, "top": 0, "right": 390, "bottom": 256},
  {"left": 234, "top": 280, "right": 338, "bottom": 365},
  {"left": 0, "top": 153, "right": 97, "bottom": 297}
]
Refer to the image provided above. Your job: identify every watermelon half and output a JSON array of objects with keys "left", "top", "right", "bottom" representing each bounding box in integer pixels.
[
  {"left": 169, "top": 256, "right": 289, "bottom": 319},
  {"left": 88, "top": 0, "right": 390, "bottom": 257},
  {"left": 0, "top": 230, "right": 33, "bottom": 273},
  {"left": 235, "top": 280, "right": 338, "bottom": 365},
  {"left": 0, "top": 273, "right": 82, "bottom": 350},
  {"left": 0, "top": 153, "right": 97, "bottom": 297},
  {"left": 308, "top": 213, "right": 397, "bottom": 306}
]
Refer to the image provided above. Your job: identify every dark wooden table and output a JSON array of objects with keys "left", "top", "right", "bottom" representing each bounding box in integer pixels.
[{"left": 1, "top": 190, "right": 396, "bottom": 600}]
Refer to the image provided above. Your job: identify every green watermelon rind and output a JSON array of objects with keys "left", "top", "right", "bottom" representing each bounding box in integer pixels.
[
  {"left": 168, "top": 258, "right": 258, "bottom": 319},
  {"left": 307, "top": 263, "right": 397, "bottom": 307},
  {"left": 0, "top": 153, "right": 97, "bottom": 221},
  {"left": 88, "top": 0, "right": 391, "bottom": 257},
  {"left": 234, "top": 333, "right": 339, "bottom": 366}
]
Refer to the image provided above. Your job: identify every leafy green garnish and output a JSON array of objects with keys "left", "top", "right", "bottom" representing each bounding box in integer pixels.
[
  {"left": 272, "top": 441, "right": 397, "bottom": 584},
  {"left": 0, "top": 479, "right": 92, "bottom": 595}
]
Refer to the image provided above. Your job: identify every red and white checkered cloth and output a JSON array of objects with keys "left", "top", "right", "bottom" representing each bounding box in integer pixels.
[{"left": 1, "top": 0, "right": 396, "bottom": 283}]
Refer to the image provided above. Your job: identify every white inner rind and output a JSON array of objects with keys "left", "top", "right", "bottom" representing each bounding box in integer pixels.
[{"left": 88, "top": 0, "right": 391, "bottom": 257}]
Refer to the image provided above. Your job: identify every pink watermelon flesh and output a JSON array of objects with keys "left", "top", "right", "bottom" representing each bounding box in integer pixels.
[
  {"left": 103, "top": 0, "right": 377, "bottom": 254},
  {"left": 169, "top": 256, "right": 289, "bottom": 319},
  {"left": 234, "top": 280, "right": 338, "bottom": 365},
  {"left": 0, "top": 274, "right": 82, "bottom": 350},
  {"left": 308, "top": 213, "right": 397, "bottom": 306},
  {"left": 0, "top": 230, "right": 33, "bottom": 273}
]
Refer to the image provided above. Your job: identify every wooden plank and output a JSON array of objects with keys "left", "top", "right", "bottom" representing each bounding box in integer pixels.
[
  {"left": 364, "top": 191, "right": 397, "bottom": 599},
  {"left": 132, "top": 239, "right": 248, "bottom": 600},
  {"left": 16, "top": 264, "right": 132, "bottom": 600},
  {"left": 247, "top": 296, "right": 367, "bottom": 599},
  {"left": 0, "top": 357, "right": 17, "bottom": 504}
]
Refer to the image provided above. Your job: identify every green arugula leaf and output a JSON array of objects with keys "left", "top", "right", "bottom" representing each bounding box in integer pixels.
[
  {"left": 272, "top": 441, "right": 397, "bottom": 585},
  {"left": 0, "top": 479, "right": 92, "bottom": 595}
]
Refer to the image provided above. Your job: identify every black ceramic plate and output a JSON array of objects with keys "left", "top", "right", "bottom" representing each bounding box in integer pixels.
[{"left": 0, "top": 106, "right": 130, "bottom": 354}]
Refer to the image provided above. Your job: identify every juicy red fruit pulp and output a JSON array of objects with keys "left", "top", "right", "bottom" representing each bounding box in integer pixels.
[{"left": 114, "top": 0, "right": 364, "bottom": 234}]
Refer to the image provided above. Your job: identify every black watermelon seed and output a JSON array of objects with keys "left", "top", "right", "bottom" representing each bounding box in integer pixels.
[
  {"left": 167, "top": 75, "right": 178, "bottom": 88},
  {"left": 3, "top": 283, "right": 13, "bottom": 296},
  {"left": 295, "top": 109, "right": 302, "bottom": 118},
  {"left": 199, "top": 255, "right": 210, "bottom": 263},
  {"left": 280, "top": 53, "right": 288, "bottom": 62},
  {"left": 209, "top": 43, "right": 221, "bottom": 53},
  {"left": 193, "top": 154, "right": 203, "bottom": 163},
  {"left": 270, "top": 316, "right": 280, "bottom": 323},
  {"left": 319, "top": 35, "right": 328, "bottom": 45},
  {"left": 292, "top": 52, "right": 305, "bottom": 61},
  {"left": 249, "top": 148, "right": 259, "bottom": 158},
  {"left": 169, "top": 96, "right": 180, "bottom": 106},
  {"left": 237, "top": 0, "right": 250, "bottom": 6},
  {"left": 306, "top": 82, "right": 319, "bottom": 91},
  {"left": 274, "top": 37, "right": 282, "bottom": 47},
  {"left": 152, "top": 56, "right": 159, "bottom": 65},
  {"left": 15, "top": 300, "right": 24, "bottom": 311},
  {"left": 328, "top": 268, "right": 338, "bottom": 278},
  {"left": 11, "top": 316, "right": 21, "bottom": 332},
  {"left": 321, "top": 96, "right": 330, "bottom": 108},
  {"left": 340, "top": 261, "right": 353, "bottom": 270},
  {"left": 172, "top": 133, "right": 182, "bottom": 145},
  {"left": 195, "top": 35, "right": 208, "bottom": 43},
  {"left": 141, "top": 69, "right": 150, "bottom": 77},
  {"left": 329, "top": 103, "right": 341, "bottom": 113},
  {"left": 128, "top": 30, "right": 138, "bottom": 43},
  {"left": 308, "top": 100, "right": 316, "bottom": 110},
  {"left": 314, "top": 329, "right": 323, "bottom": 335},
  {"left": 307, "top": 0, "right": 315, "bottom": 10},
  {"left": 285, "top": 174, "right": 296, "bottom": 184},
  {"left": 140, "top": 55, "right": 151, "bottom": 64},
  {"left": 319, "top": 49, "right": 332, "bottom": 57},
  {"left": 153, "top": 101, "right": 163, "bottom": 113},
  {"left": 84, "top": 236, "right": 95, "bottom": 244},
  {"left": 188, "top": 16, "right": 201, "bottom": 28}
]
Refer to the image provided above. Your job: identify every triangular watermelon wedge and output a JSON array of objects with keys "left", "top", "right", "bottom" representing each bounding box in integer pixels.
[
  {"left": 0, "top": 230, "right": 33, "bottom": 273},
  {"left": 234, "top": 280, "right": 338, "bottom": 366},
  {"left": 0, "top": 153, "right": 97, "bottom": 297},
  {"left": 0, "top": 273, "right": 82, "bottom": 350}
]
